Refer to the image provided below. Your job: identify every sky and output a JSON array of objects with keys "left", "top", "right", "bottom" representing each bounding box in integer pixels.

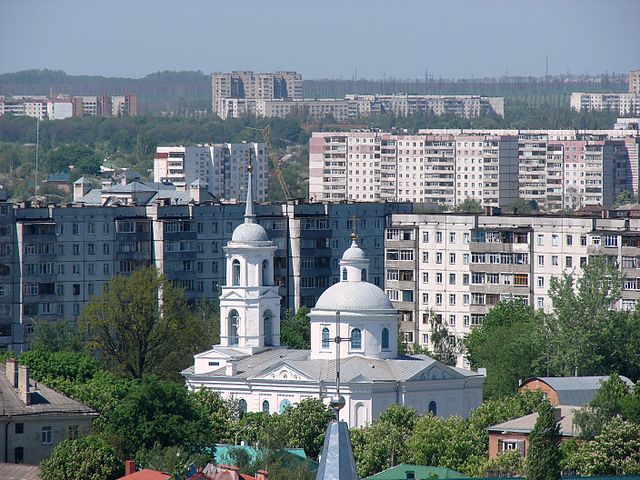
[{"left": 1, "top": 0, "right": 639, "bottom": 80}]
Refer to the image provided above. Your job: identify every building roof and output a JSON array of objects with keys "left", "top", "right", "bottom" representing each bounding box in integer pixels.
[
  {"left": 0, "top": 363, "right": 98, "bottom": 418},
  {"left": 117, "top": 469, "right": 171, "bottom": 480},
  {"left": 342, "top": 240, "right": 366, "bottom": 260},
  {"left": 212, "top": 444, "right": 310, "bottom": 463},
  {"left": 314, "top": 281, "right": 394, "bottom": 312},
  {"left": 185, "top": 348, "right": 481, "bottom": 384},
  {"left": 74, "top": 176, "right": 90, "bottom": 185},
  {"left": 520, "top": 376, "right": 635, "bottom": 406},
  {"left": 487, "top": 405, "right": 582, "bottom": 437},
  {"left": 316, "top": 420, "right": 358, "bottom": 480},
  {"left": 364, "top": 464, "right": 468, "bottom": 480},
  {"left": 45, "top": 172, "right": 70, "bottom": 183},
  {"left": 0, "top": 463, "right": 42, "bottom": 480}
]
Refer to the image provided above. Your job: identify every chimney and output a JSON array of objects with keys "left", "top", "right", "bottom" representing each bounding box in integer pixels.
[
  {"left": 225, "top": 359, "right": 237, "bottom": 376},
  {"left": 18, "top": 365, "right": 30, "bottom": 405},
  {"left": 5, "top": 358, "right": 17, "bottom": 387},
  {"left": 125, "top": 460, "right": 136, "bottom": 476},
  {"left": 256, "top": 470, "right": 269, "bottom": 480}
]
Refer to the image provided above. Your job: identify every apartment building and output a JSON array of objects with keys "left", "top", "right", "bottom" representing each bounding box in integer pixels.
[
  {"left": 0, "top": 193, "right": 413, "bottom": 352},
  {"left": 630, "top": 70, "right": 640, "bottom": 95},
  {"left": 570, "top": 70, "right": 640, "bottom": 116},
  {"left": 310, "top": 131, "right": 521, "bottom": 208},
  {"left": 212, "top": 71, "right": 303, "bottom": 118},
  {"left": 153, "top": 143, "right": 268, "bottom": 201},
  {"left": 385, "top": 211, "right": 640, "bottom": 367},
  {"left": 311, "top": 129, "right": 640, "bottom": 210},
  {"left": 0, "top": 94, "right": 137, "bottom": 120}
]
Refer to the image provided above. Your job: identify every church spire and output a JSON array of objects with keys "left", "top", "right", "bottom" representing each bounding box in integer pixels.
[{"left": 244, "top": 148, "right": 255, "bottom": 223}]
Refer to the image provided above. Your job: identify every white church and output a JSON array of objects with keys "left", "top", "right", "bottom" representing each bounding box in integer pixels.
[{"left": 183, "top": 168, "right": 485, "bottom": 427}]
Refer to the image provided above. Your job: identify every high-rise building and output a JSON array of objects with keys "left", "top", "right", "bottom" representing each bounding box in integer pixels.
[
  {"left": 570, "top": 70, "right": 640, "bottom": 115},
  {"left": 153, "top": 143, "right": 268, "bottom": 202}
]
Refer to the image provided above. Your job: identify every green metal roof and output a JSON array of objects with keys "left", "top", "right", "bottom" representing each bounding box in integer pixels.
[{"left": 364, "top": 464, "right": 468, "bottom": 480}]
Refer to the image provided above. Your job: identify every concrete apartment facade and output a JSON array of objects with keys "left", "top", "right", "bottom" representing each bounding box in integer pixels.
[
  {"left": 386, "top": 211, "right": 640, "bottom": 367},
  {"left": 570, "top": 70, "right": 640, "bottom": 116},
  {"left": 0, "top": 192, "right": 413, "bottom": 352},
  {"left": 0, "top": 94, "right": 137, "bottom": 120},
  {"left": 310, "top": 129, "right": 640, "bottom": 210},
  {"left": 153, "top": 143, "right": 268, "bottom": 201}
]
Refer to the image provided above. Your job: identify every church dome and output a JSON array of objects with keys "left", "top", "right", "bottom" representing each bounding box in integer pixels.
[
  {"left": 314, "top": 281, "right": 394, "bottom": 312},
  {"left": 342, "top": 241, "right": 366, "bottom": 260},
  {"left": 231, "top": 222, "right": 269, "bottom": 242}
]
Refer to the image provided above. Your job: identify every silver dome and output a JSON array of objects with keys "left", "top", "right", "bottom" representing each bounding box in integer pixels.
[
  {"left": 231, "top": 222, "right": 269, "bottom": 242},
  {"left": 314, "top": 282, "right": 394, "bottom": 312}
]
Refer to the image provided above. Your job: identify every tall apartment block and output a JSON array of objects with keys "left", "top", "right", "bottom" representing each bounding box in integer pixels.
[
  {"left": 310, "top": 129, "right": 640, "bottom": 210},
  {"left": 385, "top": 211, "right": 640, "bottom": 367},
  {"left": 0, "top": 194, "right": 411, "bottom": 352},
  {"left": 212, "top": 71, "right": 303, "bottom": 119},
  {"left": 570, "top": 69, "right": 640, "bottom": 116},
  {"left": 0, "top": 94, "right": 137, "bottom": 120},
  {"left": 153, "top": 143, "right": 268, "bottom": 202}
]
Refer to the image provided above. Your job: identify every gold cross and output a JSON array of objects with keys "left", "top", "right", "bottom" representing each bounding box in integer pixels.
[{"left": 351, "top": 214, "right": 358, "bottom": 241}]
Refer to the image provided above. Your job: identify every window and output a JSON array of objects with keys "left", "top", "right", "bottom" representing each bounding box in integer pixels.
[
  {"left": 435, "top": 252, "right": 443, "bottom": 264},
  {"left": 381, "top": 327, "right": 390, "bottom": 350},
  {"left": 449, "top": 314, "right": 456, "bottom": 326},
  {"left": 422, "top": 232, "right": 429, "bottom": 243},
  {"left": 463, "top": 274, "right": 469, "bottom": 286},
  {"left": 228, "top": 310, "right": 239, "bottom": 345},
  {"left": 68, "top": 425, "right": 79, "bottom": 440},
  {"left": 552, "top": 234, "right": 559, "bottom": 247},
  {"left": 342, "top": 268, "right": 348, "bottom": 280},
  {"left": 422, "top": 272, "right": 429, "bottom": 283},
  {"left": 537, "top": 297, "right": 545, "bottom": 309},
  {"left": 565, "top": 256, "right": 573, "bottom": 268},
  {"left": 422, "top": 252, "right": 429, "bottom": 263},
  {"left": 463, "top": 294, "right": 470, "bottom": 305},
  {"left": 402, "top": 290, "right": 413, "bottom": 302},
  {"left": 552, "top": 255, "right": 559, "bottom": 266},
  {"left": 537, "top": 276, "right": 545, "bottom": 288},
  {"left": 350, "top": 328, "right": 362, "bottom": 350},
  {"left": 399, "top": 250, "right": 414, "bottom": 261},
  {"left": 239, "top": 399, "right": 248, "bottom": 414},
  {"left": 279, "top": 399, "right": 291, "bottom": 413},
  {"left": 436, "top": 293, "right": 442, "bottom": 306},
  {"left": 41, "top": 426, "right": 53, "bottom": 445},
  {"left": 262, "top": 400, "right": 270, "bottom": 413},
  {"left": 435, "top": 231, "right": 443, "bottom": 243},
  {"left": 514, "top": 274, "right": 529, "bottom": 287},
  {"left": 449, "top": 232, "right": 456, "bottom": 243},
  {"left": 537, "top": 255, "right": 544, "bottom": 266},
  {"left": 464, "top": 232, "right": 470, "bottom": 244},
  {"left": 580, "top": 235, "right": 587, "bottom": 246},
  {"left": 603, "top": 235, "right": 618, "bottom": 247},
  {"left": 449, "top": 273, "right": 456, "bottom": 285},
  {"left": 537, "top": 234, "right": 544, "bottom": 246},
  {"left": 232, "top": 259, "right": 240, "bottom": 286},
  {"left": 436, "top": 273, "right": 443, "bottom": 284},
  {"left": 263, "top": 310, "right": 273, "bottom": 346},
  {"left": 449, "top": 294, "right": 456, "bottom": 305},
  {"left": 14, "top": 447, "right": 23, "bottom": 464},
  {"left": 463, "top": 315, "right": 470, "bottom": 326},
  {"left": 428, "top": 401, "right": 437, "bottom": 415},
  {"left": 580, "top": 256, "right": 588, "bottom": 267},
  {"left": 387, "top": 270, "right": 399, "bottom": 281},
  {"left": 566, "top": 235, "right": 573, "bottom": 246},
  {"left": 449, "top": 253, "right": 456, "bottom": 264},
  {"left": 15, "top": 423, "right": 24, "bottom": 434},
  {"left": 463, "top": 253, "right": 469, "bottom": 265}
]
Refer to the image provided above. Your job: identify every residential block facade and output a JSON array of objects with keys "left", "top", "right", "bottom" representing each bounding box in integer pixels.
[
  {"left": 310, "top": 129, "right": 640, "bottom": 210},
  {"left": 153, "top": 143, "right": 268, "bottom": 201}
]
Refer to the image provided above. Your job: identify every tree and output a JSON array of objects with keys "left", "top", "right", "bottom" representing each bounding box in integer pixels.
[
  {"left": 615, "top": 190, "right": 637, "bottom": 206},
  {"left": 45, "top": 143, "right": 100, "bottom": 175},
  {"left": 280, "top": 306, "right": 311, "bottom": 350},
  {"left": 505, "top": 198, "right": 538, "bottom": 215},
  {"left": 547, "top": 256, "right": 623, "bottom": 376},
  {"left": 527, "top": 401, "right": 561, "bottom": 480},
  {"left": 465, "top": 300, "right": 545, "bottom": 398},
  {"left": 79, "top": 267, "right": 209, "bottom": 379},
  {"left": 40, "top": 436, "right": 123, "bottom": 480},
  {"left": 454, "top": 198, "right": 483, "bottom": 213},
  {"left": 135, "top": 444, "right": 211, "bottom": 477},
  {"left": 29, "top": 318, "right": 81, "bottom": 352},
  {"left": 567, "top": 418, "right": 640, "bottom": 475},
  {"left": 483, "top": 450, "right": 526, "bottom": 477},
  {"left": 19, "top": 349, "right": 100, "bottom": 387},
  {"left": 279, "top": 398, "right": 335, "bottom": 460}
]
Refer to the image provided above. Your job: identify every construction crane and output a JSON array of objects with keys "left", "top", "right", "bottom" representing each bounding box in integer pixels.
[{"left": 248, "top": 124, "right": 291, "bottom": 201}]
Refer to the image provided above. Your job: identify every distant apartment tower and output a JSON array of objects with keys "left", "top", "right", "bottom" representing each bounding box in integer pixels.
[
  {"left": 212, "top": 71, "right": 303, "bottom": 118},
  {"left": 570, "top": 70, "right": 640, "bottom": 116},
  {"left": 309, "top": 131, "right": 519, "bottom": 208},
  {"left": 153, "top": 143, "right": 268, "bottom": 201},
  {"left": 629, "top": 70, "right": 640, "bottom": 95},
  {"left": 72, "top": 94, "right": 137, "bottom": 117}
]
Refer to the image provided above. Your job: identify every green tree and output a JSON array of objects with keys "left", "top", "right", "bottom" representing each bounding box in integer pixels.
[
  {"left": 279, "top": 398, "right": 335, "bottom": 460},
  {"left": 527, "top": 402, "right": 561, "bottom": 480},
  {"left": 45, "top": 143, "right": 100, "bottom": 175},
  {"left": 280, "top": 306, "right": 311, "bottom": 350},
  {"left": 567, "top": 418, "right": 640, "bottom": 475},
  {"left": 483, "top": 450, "right": 526, "bottom": 477},
  {"left": 454, "top": 198, "right": 483, "bottom": 213},
  {"left": 28, "top": 318, "right": 81, "bottom": 352},
  {"left": 547, "top": 256, "right": 623, "bottom": 376},
  {"left": 614, "top": 190, "right": 637, "bottom": 206},
  {"left": 465, "top": 300, "right": 545, "bottom": 398},
  {"left": 18, "top": 349, "right": 100, "bottom": 387},
  {"left": 135, "top": 444, "right": 211, "bottom": 477},
  {"left": 40, "top": 436, "right": 123, "bottom": 480},
  {"left": 505, "top": 198, "right": 538, "bottom": 215},
  {"left": 79, "top": 267, "right": 209, "bottom": 379}
]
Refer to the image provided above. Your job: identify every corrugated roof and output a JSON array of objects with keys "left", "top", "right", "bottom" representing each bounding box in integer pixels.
[
  {"left": 522, "top": 376, "right": 635, "bottom": 406},
  {"left": 364, "top": 463, "right": 467, "bottom": 480},
  {"left": 487, "top": 405, "right": 582, "bottom": 437}
]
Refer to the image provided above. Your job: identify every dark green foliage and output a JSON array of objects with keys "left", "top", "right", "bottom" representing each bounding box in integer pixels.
[
  {"left": 40, "top": 435, "right": 123, "bottom": 480},
  {"left": 45, "top": 143, "right": 100, "bottom": 175},
  {"left": 454, "top": 198, "right": 483, "bottom": 213},
  {"left": 465, "top": 300, "right": 545, "bottom": 398},
  {"left": 280, "top": 306, "right": 311, "bottom": 350},
  {"left": 135, "top": 444, "right": 211, "bottom": 477},
  {"left": 29, "top": 318, "right": 82, "bottom": 352},
  {"left": 527, "top": 402, "right": 562, "bottom": 480},
  {"left": 19, "top": 349, "right": 100, "bottom": 386},
  {"left": 279, "top": 398, "right": 336, "bottom": 459}
]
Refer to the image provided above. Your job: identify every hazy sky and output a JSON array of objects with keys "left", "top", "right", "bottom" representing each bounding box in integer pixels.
[{"left": 1, "top": 0, "right": 638, "bottom": 79}]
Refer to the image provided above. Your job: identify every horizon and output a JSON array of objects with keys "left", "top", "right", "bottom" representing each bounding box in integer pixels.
[{"left": 1, "top": 0, "right": 638, "bottom": 80}]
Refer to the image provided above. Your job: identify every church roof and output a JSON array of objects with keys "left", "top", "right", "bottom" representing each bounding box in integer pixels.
[
  {"left": 230, "top": 163, "right": 269, "bottom": 243},
  {"left": 342, "top": 240, "right": 366, "bottom": 260},
  {"left": 183, "top": 348, "right": 483, "bottom": 384},
  {"left": 314, "top": 281, "right": 394, "bottom": 312}
]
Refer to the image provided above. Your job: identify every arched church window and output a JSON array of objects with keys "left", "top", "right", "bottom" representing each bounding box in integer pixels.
[
  {"left": 428, "top": 400, "right": 437, "bottom": 416},
  {"left": 354, "top": 402, "right": 366, "bottom": 428},
  {"left": 263, "top": 310, "right": 273, "bottom": 346},
  {"left": 342, "top": 268, "right": 347, "bottom": 281},
  {"left": 321, "top": 327, "right": 330, "bottom": 349},
  {"left": 381, "top": 327, "right": 390, "bottom": 350},
  {"left": 232, "top": 259, "right": 241, "bottom": 286},
  {"left": 262, "top": 400, "right": 270, "bottom": 413},
  {"left": 361, "top": 268, "right": 367, "bottom": 281},
  {"left": 239, "top": 398, "right": 248, "bottom": 415},
  {"left": 350, "top": 328, "right": 362, "bottom": 350},
  {"left": 279, "top": 399, "right": 291, "bottom": 413},
  {"left": 262, "top": 260, "right": 271, "bottom": 286},
  {"left": 229, "top": 310, "right": 239, "bottom": 345}
]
